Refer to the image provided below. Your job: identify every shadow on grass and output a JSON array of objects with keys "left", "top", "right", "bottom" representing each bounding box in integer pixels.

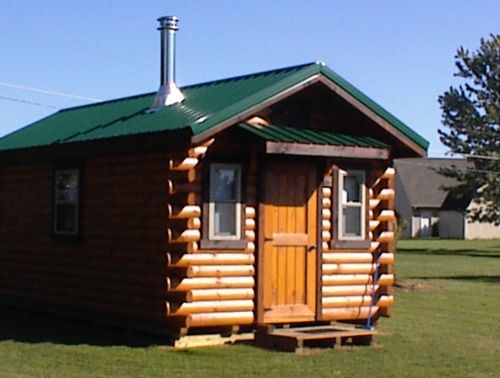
[
  {"left": 397, "top": 249, "right": 500, "bottom": 258},
  {"left": 0, "top": 310, "right": 167, "bottom": 348},
  {"left": 410, "top": 275, "right": 500, "bottom": 284}
]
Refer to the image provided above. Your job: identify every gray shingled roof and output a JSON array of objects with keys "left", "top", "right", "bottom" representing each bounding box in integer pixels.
[{"left": 394, "top": 158, "right": 471, "bottom": 209}]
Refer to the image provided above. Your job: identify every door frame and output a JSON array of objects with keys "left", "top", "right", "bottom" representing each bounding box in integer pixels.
[{"left": 255, "top": 156, "right": 322, "bottom": 324}]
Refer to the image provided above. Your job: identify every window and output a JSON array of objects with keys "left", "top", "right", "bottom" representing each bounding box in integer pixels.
[
  {"left": 338, "top": 169, "right": 365, "bottom": 240},
  {"left": 54, "top": 169, "right": 80, "bottom": 236},
  {"left": 208, "top": 163, "right": 242, "bottom": 240}
]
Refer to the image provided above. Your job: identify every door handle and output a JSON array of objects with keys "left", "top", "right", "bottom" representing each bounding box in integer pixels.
[{"left": 308, "top": 244, "right": 315, "bottom": 252}]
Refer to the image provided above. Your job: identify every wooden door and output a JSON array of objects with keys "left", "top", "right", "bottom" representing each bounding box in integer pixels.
[{"left": 260, "top": 161, "right": 318, "bottom": 323}]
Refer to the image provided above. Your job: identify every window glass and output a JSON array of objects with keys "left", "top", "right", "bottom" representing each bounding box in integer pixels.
[
  {"left": 213, "top": 168, "right": 237, "bottom": 201},
  {"left": 214, "top": 203, "right": 237, "bottom": 236},
  {"left": 344, "top": 176, "right": 360, "bottom": 202},
  {"left": 209, "top": 164, "right": 241, "bottom": 240},
  {"left": 54, "top": 170, "right": 79, "bottom": 235},
  {"left": 343, "top": 206, "right": 362, "bottom": 236},
  {"left": 338, "top": 170, "right": 365, "bottom": 240}
]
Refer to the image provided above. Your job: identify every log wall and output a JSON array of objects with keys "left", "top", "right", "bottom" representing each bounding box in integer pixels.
[
  {"left": 320, "top": 166, "right": 395, "bottom": 323},
  {"left": 165, "top": 139, "right": 256, "bottom": 328},
  {"left": 0, "top": 151, "right": 170, "bottom": 329}
]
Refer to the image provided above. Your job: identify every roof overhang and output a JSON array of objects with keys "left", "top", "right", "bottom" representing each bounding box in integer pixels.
[
  {"left": 316, "top": 76, "right": 427, "bottom": 157},
  {"left": 266, "top": 141, "right": 389, "bottom": 159},
  {"left": 239, "top": 123, "right": 389, "bottom": 160},
  {"left": 192, "top": 71, "right": 426, "bottom": 157}
]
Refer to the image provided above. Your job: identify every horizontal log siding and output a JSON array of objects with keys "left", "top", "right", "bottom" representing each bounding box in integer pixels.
[
  {"left": 320, "top": 165, "right": 395, "bottom": 323},
  {"left": 165, "top": 139, "right": 256, "bottom": 327},
  {"left": 0, "top": 151, "right": 170, "bottom": 329}
]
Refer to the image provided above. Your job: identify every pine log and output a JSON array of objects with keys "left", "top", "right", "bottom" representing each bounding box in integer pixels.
[
  {"left": 377, "top": 295, "right": 394, "bottom": 308},
  {"left": 322, "top": 306, "right": 378, "bottom": 321},
  {"left": 377, "top": 231, "right": 394, "bottom": 244},
  {"left": 188, "top": 145, "right": 208, "bottom": 158},
  {"left": 369, "top": 220, "right": 380, "bottom": 231},
  {"left": 377, "top": 188, "right": 395, "bottom": 201},
  {"left": 166, "top": 276, "right": 255, "bottom": 291},
  {"left": 321, "top": 187, "right": 332, "bottom": 198},
  {"left": 167, "top": 204, "right": 201, "bottom": 219},
  {"left": 167, "top": 253, "right": 255, "bottom": 267},
  {"left": 321, "top": 208, "right": 332, "bottom": 220},
  {"left": 169, "top": 157, "right": 199, "bottom": 171},
  {"left": 187, "top": 288, "right": 255, "bottom": 301},
  {"left": 245, "top": 230, "right": 255, "bottom": 242},
  {"left": 322, "top": 295, "right": 373, "bottom": 308},
  {"left": 321, "top": 231, "right": 332, "bottom": 242},
  {"left": 187, "top": 265, "right": 255, "bottom": 278},
  {"left": 378, "top": 209, "right": 396, "bottom": 222},
  {"left": 185, "top": 311, "right": 254, "bottom": 327},
  {"left": 369, "top": 199, "right": 380, "bottom": 209},
  {"left": 322, "top": 197, "right": 332, "bottom": 208},
  {"left": 322, "top": 274, "right": 372, "bottom": 286},
  {"left": 377, "top": 274, "right": 394, "bottom": 286},
  {"left": 322, "top": 219, "right": 332, "bottom": 231},
  {"left": 166, "top": 299, "right": 254, "bottom": 316},
  {"left": 382, "top": 167, "right": 395, "bottom": 179},
  {"left": 245, "top": 206, "right": 256, "bottom": 218},
  {"left": 322, "top": 242, "right": 330, "bottom": 252},
  {"left": 322, "top": 284, "right": 378, "bottom": 297},
  {"left": 167, "top": 229, "right": 201, "bottom": 244},
  {"left": 379, "top": 253, "right": 395, "bottom": 265},
  {"left": 322, "top": 263, "right": 376, "bottom": 275},
  {"left": 245, "top": 242, "right": 255, "bottom": 253},
  {"left": 370, "top": 241, "right": 380, "bottom": 253},
  {"left": 323, "top": 252, "right": 373, "bottom": 264},
  {"left": 245, "top": 218, "right": 256, "bottom": 230}
]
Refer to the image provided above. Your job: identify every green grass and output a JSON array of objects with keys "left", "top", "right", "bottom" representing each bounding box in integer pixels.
[{"left": 1, "top": 239, "right": 500, "bottom": 377}]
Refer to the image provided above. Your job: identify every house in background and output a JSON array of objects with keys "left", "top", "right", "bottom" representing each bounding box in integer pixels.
[
  {"left": 395, "top": 158, "right": 500, "bottom": 239},
  {"left": 0, "top": 16, "right": 428, "bottom": 347}
]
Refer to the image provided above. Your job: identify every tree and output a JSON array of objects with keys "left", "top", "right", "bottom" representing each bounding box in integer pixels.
[{"left": 438, "top": 34, "right": 500, "bottom": 225}]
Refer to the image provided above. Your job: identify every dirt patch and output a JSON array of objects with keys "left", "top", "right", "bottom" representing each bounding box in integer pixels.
[{"left": 394, "top": 281, "right": 442, "bottom": 292}]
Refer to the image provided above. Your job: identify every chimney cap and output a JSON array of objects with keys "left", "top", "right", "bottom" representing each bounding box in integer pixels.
[{"left": 157, "top": 15, "right": 179, "bottom": 31}]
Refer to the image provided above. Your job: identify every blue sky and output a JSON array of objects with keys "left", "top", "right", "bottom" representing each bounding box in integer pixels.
[{"left": 1, "top": 1, "right": 498, "bottom": 156}]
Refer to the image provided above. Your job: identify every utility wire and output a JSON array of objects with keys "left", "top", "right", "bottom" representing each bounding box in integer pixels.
[
  {"left": 0, "top": 81, "right": 101, "bottom": 102},
  {"left": 0, "top": 95, "right": 58, "bottom": 109}
]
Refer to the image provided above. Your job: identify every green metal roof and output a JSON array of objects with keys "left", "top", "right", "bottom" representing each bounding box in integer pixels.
[
  {"left": 0, "top": 62, "right": 429, "bottom": 152},
  {"left": 238, "top": 123, "right": 388, "bottom": 148}
]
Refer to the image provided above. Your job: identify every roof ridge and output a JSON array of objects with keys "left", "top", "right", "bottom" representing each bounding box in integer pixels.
[
  {"left": 182, "top": 62, "right": 318, "bottom": 90},
  {"left": 56, "top": 62, "right": 319, "bottom": 114}
]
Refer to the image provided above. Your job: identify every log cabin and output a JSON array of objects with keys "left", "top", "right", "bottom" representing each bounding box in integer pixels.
[{"left": 0, "top": 16, "right": 428, "bottom": 346}]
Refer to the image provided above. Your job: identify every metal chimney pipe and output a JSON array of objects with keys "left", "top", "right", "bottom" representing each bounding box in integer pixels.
[{"left": 151, "top": 15, "right": 184, "bottom": 110}]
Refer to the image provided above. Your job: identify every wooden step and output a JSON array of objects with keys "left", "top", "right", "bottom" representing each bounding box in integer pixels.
[{"left": 255, "top": 323, "right": 375, "bottom": 353}]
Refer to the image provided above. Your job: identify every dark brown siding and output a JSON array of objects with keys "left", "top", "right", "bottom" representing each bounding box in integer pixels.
[{"left": 0, "top": 151, "right": 169, "bottom": 329}]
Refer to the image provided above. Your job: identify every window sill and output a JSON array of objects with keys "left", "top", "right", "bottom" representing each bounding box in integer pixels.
[
  {"left": 200, "top": 239, "right": 247, "bottom": 250},
  {"left": 331, "top": 239, "right": 371, "bottom": 249}
]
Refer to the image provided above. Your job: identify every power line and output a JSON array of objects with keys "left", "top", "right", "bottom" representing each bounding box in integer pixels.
[
  {"left": 0, "top": 81, "right": 101, "bottom": 102},
  {"left": 0, "top": 95, "right": 58, "bottom": 109}
]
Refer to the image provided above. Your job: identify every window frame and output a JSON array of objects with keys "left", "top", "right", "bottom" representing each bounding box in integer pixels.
[
  {"left": 201, "top": 161, "right": 246, "bottom": 250},
  {"left": 53, "top": 168, "right": 81, "bottom": 238},
  {"left": 331, "top": 167, "right": 370, "bottom": 249},
  {"left": 338, "top": 169, "right": 366, "bottom": 241}
]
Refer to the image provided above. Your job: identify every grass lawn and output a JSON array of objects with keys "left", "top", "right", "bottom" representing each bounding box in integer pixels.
[{"left": 1, "top": 239, "right": 499, "bottom": 377}]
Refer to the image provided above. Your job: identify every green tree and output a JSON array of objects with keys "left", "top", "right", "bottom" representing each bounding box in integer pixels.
[{"left": 438, "top": 34, "right": 500, "bottom": 225}]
